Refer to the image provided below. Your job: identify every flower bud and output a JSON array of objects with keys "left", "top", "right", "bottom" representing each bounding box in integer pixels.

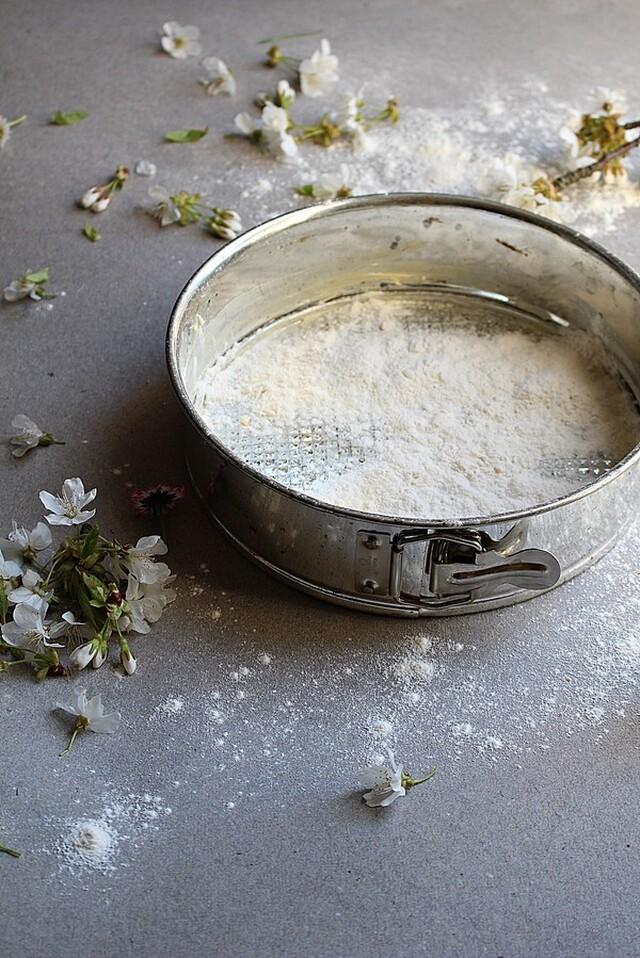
[
  {"left": 91, "top": 195, "right": 111, "bottom": 213},
  {"left": 79, "top": 186, "right": 102, "bottom": 208},
  {"left": 69, "top": 641, "right": 95, "bottom": 670},
  {"left": 121, "top": 649, "right": 137, "bottom": 675}
]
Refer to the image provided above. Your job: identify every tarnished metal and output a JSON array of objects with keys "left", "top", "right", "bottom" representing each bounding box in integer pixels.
[{"left": 166, "top": 194, "right": 640, "bottom": 616}]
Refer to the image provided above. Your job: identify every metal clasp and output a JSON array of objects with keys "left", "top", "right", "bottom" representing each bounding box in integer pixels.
[
  {"left": 356, "top": 525, "right": 561, "bottom": 608},
  {"left": 423, "top": 529, "right": 561, "bottom": 605}
]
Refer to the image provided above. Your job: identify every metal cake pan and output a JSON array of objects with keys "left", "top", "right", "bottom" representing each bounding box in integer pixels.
[{"left": 166, "top": 194, "right": 640, "bottom": 615}]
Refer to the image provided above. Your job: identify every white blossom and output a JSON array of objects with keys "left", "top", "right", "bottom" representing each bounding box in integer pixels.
[
  {"left": 160, "top": 21, "right": 202, "bottom": 60},
  {"left": 306, "top": 164, "right": 352, "bottom": 200},
  {"left": 39, "top": 477, "right": 97, "bottom": 527},
  {"left": 57, "top": 688, "right": 121, "bottom": 734},
  {"left": 484, "top": 153, "right": 571, "bottom": 223},
  {"left": 585, "top": 86, "right": 627, "bottom": 117},
  {"left": 147, "top": 185, "right": 181, "bottom": 227},
  {"left": 122, "top": 573, "right": 176, "bottom": 635},
  {"left": 260, "top": 103, "right": 298, "bottom": 160},
  {"left": 0, "top": 546, "right": 22, "bottom": 587},
  {"left": 359, "top": 748, "right": 406, "bottom": 807},
  {"left": 69, "top": 636, "right": 106, "bottom": 671},
  {"left": 234, "top": 112, "right": 260, "bottom": 138},
  {"left": 200, "top": 57, "right": 236, "bottom": 96},
  {"left": 299, "top": 39, "right": 339, "bottom": 98},
  {"left": 276, "top": 79, "right": 296, "bottom": 109},
  {"left": 9, "top": 414, "right": 45, "bottom": 456},
  {"left": 7, "top": 568, "right": 53, "bottom": 612},
  {"left": 3, "top": 279, "right": 43, "bottom": 303},
  {"left": 1, "top": 602, "right": 66, "bottom": 656},
  {"left": 0, "top": 520, "right": 52, "bottom": 564},
  {"left": 120, "top": 535, "right": 171, "bottom": 585}
]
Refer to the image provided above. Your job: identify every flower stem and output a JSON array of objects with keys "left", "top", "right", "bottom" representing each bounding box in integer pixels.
[
  {"left": 0, "top": 843, "right": 21, "bottom": 858},
  {"left": 552, "top": 134, "right": 640, "bottom": 190},
  {"left": 8, "top": 115, "right": 27, "bottom": 129},
  {"left": 402, "top": 766, "right": 437, "bottom": 789},
  {"left": 622, "top": 119, "right": 640, "bottom": 130},
  {"left": 59, "top": 722, "right": 82, "bottom": 757}
]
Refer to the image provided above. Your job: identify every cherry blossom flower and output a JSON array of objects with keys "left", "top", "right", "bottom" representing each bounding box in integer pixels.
[
  {"left": 9, "top": 414, "right": 64, "bottom": 457},
  {"left": 57, "top": 689, "right": 121, "bottom": 756},
  {"left": 122, "top": 574, "right": 176, "bottom": 635},
  {"left": 200, "top": 57, "right": 236, "bottom": 96},
  {"left": 40, "top": 477, "right": 97, "bottom": 527},
  {"left": 585, "top": 86, "right": 627, "bottom": 117},
  {"left": 359, "top": 749, "right": 406, "bottom": 807},
  {"left": 147, "top": 186, "right": 182, "bottom": 227},
  {"left": 296, "top": 164, "right": 352, "bottom": 200},
  {"left": 4, "top": 268, "right": 55, "bottom": 303},
  {"left": 260, "top": 102, "right": 298, "bottom": 160},
  {"left": 1, "top": 602, "right": 66, "bottom": 656},
  {"left": 484, "top": 153, "right": 570, "bottom": 222},
  {"left": 116, "top": 535, "right": 171, "bottom": 585},
  {"left": 359, "top": 747, "right": 437, "bottom": 808},
  {"left": 0, "top": 546, "right": 22, "bottom": 588},
  {"left": 299, "top": 39, "right": 339, "bottom": 98},
  {"left": 7, "top": 568, "right": 53, "bottom": 613},
  {"left": 0, "top": 520, "right": 52, "bottom": 564},
  {"left": 160, "top": 21, "right": 202, "bottom": 59}
]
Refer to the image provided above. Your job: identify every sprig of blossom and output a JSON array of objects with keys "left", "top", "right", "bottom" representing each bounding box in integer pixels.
[
  {"left": 3, "top": 267, "right": 55, "bottom": 303},
  {"left": 0, "top": 479, "right": 176, "bottom": 680},
  {"left": 234, "top": 88, "right": 398, "bottom": 157},
  {"left": 147, "top": 187, "right": 242, "bottom": 239},
  {"left": 78, "top": 166, "right": 129, "bottom": 213},
  {"left": 200, "top": 57, "right": 236, "bottom": 96},
  {"left": 359, "top": 748, "right": 437, "bottom": 808},
  {"left": 555, "top": 87, "right": 640, "bottom": 189},
  {"left": 8, "top": 414, "right": 64, "bottom": 457},
  {"left": 160, "top": 21, "right": 202, "bottom": 60},
  {"left": 57, "top": 689, "right": 121, "bottom": 756},
  {"left": 0, "top": 113, "right": 27, "bottom": 149}
]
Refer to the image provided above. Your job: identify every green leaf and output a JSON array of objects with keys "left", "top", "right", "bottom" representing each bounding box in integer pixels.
[
  {"left": 164, "top": 127, "right": 208, "bottom": 143},
  {"left": 82, "top": 224, "right": 101, "bottom": 243},
  {"left": 50, "top": 110, "right": 89, "bottom": 126},
  {"left": 24, "top": 267, "right": 50, "bottom": 284},
  {"left": 80, "top": 524, "right": 100, "bottom": 560},
  {"left": 295, "top": 185, "right": 315, "bottom": 196}
]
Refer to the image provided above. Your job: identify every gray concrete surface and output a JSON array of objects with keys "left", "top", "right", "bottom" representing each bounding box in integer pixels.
[{"left": 1, "top": 1, "right": 639, "bottom": 956}]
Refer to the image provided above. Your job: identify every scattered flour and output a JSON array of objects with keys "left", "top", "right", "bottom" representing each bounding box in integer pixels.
[{"left": 53, "top": 791, "right": 170, "bottom": 875}]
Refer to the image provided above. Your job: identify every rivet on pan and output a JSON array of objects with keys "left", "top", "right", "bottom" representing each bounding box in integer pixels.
[
  {"left": 361, "top": 579, "right": 378, "bottom": 593},
  {"left": 363, "top": 535, "right": 380, "bottom": 550}
]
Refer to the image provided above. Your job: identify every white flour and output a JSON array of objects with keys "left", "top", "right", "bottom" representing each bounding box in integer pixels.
[
  {"left": 195, "top": 292, "right": 639, "bottom": 519},
  {"left": 52, "top": 791, "right": 171, "bottom": 876}
]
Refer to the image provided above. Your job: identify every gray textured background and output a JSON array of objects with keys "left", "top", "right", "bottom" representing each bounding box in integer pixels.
[{"left": 1, "top": 1, "right": 639, "bottom": 956}]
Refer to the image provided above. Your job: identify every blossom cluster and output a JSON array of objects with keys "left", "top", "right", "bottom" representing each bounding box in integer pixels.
[
  {"left": 0, "top": 478, "right": 175, "bottom": 681},
  {"left": 487, "top": 87, "right": 640, "bottom": 219},
  {"left": 146, "top": 186, "right": 242, "bottom": 239},
  {"left": 234, "top": 39, "right": 399, "bottom": 162}
]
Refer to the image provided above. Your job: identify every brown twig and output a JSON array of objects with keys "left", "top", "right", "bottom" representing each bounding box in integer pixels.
[{"left": 552, "top": 134, "right": 640, "bottom": 190}]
